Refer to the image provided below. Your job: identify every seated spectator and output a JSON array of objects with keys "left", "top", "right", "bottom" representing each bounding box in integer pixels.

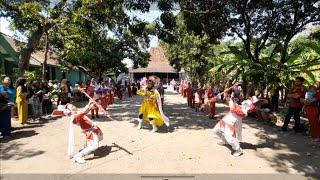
[{"left": 256, "top": 97, "right": 277, "bottom": 124}]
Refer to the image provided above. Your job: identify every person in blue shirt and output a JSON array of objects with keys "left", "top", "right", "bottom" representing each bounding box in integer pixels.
[
  {"left": 0, "top": 76, "right": 17, "bottom": 103},
  {"left": 0, "top": 76, "right": 15, "bottom": 137}
]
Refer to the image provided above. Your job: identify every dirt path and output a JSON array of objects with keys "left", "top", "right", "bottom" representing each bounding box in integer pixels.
[{"left": 1, "top": 91, "right": 319, "bottom": 178}]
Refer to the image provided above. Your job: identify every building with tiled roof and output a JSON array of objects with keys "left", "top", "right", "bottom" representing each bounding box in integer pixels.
[
  {"left": 0, "top": 32, "right": 88, "bottom": 84},
  {"left": 129, "top": 47, "right": 184, "bottom": 84}
]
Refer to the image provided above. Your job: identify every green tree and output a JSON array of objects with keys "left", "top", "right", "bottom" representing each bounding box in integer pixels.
[
  {"left": 49, "top": 0, "right": 153, "bottom": 79},
  {"left": 0, "top": 0, "right": 158, "bottom": 76},
  {"left": 1, "top": 0, "right": 68, "bottom": 75},
  {"left": 159, "top": 13, "right": 215, "bottom": 83}
]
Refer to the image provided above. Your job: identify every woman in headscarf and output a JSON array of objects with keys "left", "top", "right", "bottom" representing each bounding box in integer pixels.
[
  {"left": 15, "top": 78, "right": 28, "bottom": 125},
  {"left": 0, "top": 76, "right": 16, "bottom": 117},
  {"left": 0, "top": 76, "right": 16, "bottom": 103}
]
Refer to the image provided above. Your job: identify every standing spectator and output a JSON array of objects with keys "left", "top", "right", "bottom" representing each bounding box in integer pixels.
[
  {"left": 60, "top": 79, "right": 70, "bottom": 105},
  {"left": 271, "top": 86, "right": 282, "bottom": 113},
  {"left": 0, "top": 76, "right": 16, "bottom": 104},
  {"left": 15, "top": 78, "right": 28, "bottom": 125},
  {"left": 315, "top": 82, "right": 320, "bottom": 92},
  {"left": 303, "top": 85, "right": 320, "bottom": 140},
  {"left": 0, "top": 76, "right": 16, "bottom": 117},
  {"left": 26, "top": 82, "right": 36, "bottom": 121},
  {"left": 41, "top": 80, "right": 51, "bottom": 116},
  {"left": 33, "top": 81, "right": 43, "bottom": 119},
  {"left": 281, "top": 77, "right": 307, "bottom": 133},
  {"left": 0, "top": 92, "right": 13, "bottom": 138}
]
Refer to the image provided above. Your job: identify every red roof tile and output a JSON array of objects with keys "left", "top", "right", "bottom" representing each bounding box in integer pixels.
[{"left": 129, "top": 47, "right": 181, "bottom": 73}]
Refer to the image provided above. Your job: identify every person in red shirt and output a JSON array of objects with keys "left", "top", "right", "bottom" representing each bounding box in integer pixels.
[
  {"left": 116, "top": 80, "right": 124, "bottom": 100},
  {"left": 197, "top": 82, "right": 205, "bottom": 112},
  {"left": 127, "top": 81, "right": 132, "bottom": 97},
  {"left": 187, "top": 82, "right": 193, "bottom": 107},
  {"left": 86, "top": 78, "right": 100, "bottom": 119},
  {"left": 207, "top": 82, "right": 216, "bottom": 119},
  {"left": 303, "top": 85, "right": 320, "bottom": 140},
  {"left": 281, "top": 77, "right": 307, "bottom": 133}
]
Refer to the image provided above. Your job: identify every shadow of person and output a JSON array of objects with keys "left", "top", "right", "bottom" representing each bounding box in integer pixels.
[
  {"left": 240, "top": 142, "right": 258, "bottom": 150},
  {"left": 156, "top": 125, "right": 174, "bottom": 133},
  {"left": 12, "top": 124, "right": 44, "bottom": 131},
  {"left": 85, "top": 145, "right": 112, "bottom": 160}
]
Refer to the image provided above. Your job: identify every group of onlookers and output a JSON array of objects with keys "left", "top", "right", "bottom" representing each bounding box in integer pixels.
[
  {"left": 0, "top": 76, "right": 72, "bottom": 138},
  {"left": 281, "top": 77, "right": 320, "bottom": 141}
]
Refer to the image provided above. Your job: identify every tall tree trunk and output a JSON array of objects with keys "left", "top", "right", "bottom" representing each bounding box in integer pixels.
[
  {"left": 18, "top": 0, "right": 68, "bottom": 76},
  {"left": 99, "top": 72, "right": 102, "bottom": 84},
  {"left": 243, "top": 76, "right": 247, "bottom": 99},
  {"left": 19, "top": 27, "right": 44, "bottom": 76},
  {"left": 43, "top": 32, "right": 49, "bottom": 80}
]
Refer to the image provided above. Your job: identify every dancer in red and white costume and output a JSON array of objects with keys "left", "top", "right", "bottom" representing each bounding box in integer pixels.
[
  {"left": 86, "top": 78, "right": 100, "bottom": 119},
  {"left": 213, "top": 92, "right": 264, "bottom": 157},
  {"left": 53, "top": 100, "right": 103, "bottom": 164}
]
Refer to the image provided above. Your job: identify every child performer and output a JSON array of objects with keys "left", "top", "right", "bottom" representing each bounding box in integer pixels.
[
  {"left": 196, "top": 82, "right": 206, "bottom": 112},
  {"left": 136, "top": 76, "right": 170, "bottom": 133},
  {"left": 86, "top": 78, "right": 100, "bottom": 119},
  {"left": 213, "top": 92, "right": 265, "bottom": 156},
  {"left": 52, "top": 100, "right": 103, "bottom": 164}
]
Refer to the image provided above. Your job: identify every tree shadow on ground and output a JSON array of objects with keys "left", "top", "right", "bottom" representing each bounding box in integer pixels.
[
  {"left": 0, "top": 134, "right": 45, "bottom": 161},
  {"left": 243, "top": 118, "right": 320, "bottom": 178},
  {"left": 0, "top": 129, "right": 39, "bottom": 143}
]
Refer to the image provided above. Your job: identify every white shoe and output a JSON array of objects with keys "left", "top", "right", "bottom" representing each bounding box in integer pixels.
[
  {"left": 136, "top": 118, "right": 143, "bottom": 129},
  {"left": 150, "top": 121, "right": 158, "bottom": 133},
  {"left": 73, "top": 155, "right": 86, "bottom": 164},
  {"left": 233, "top": 148, "right": 243, "bottom": 157}
]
